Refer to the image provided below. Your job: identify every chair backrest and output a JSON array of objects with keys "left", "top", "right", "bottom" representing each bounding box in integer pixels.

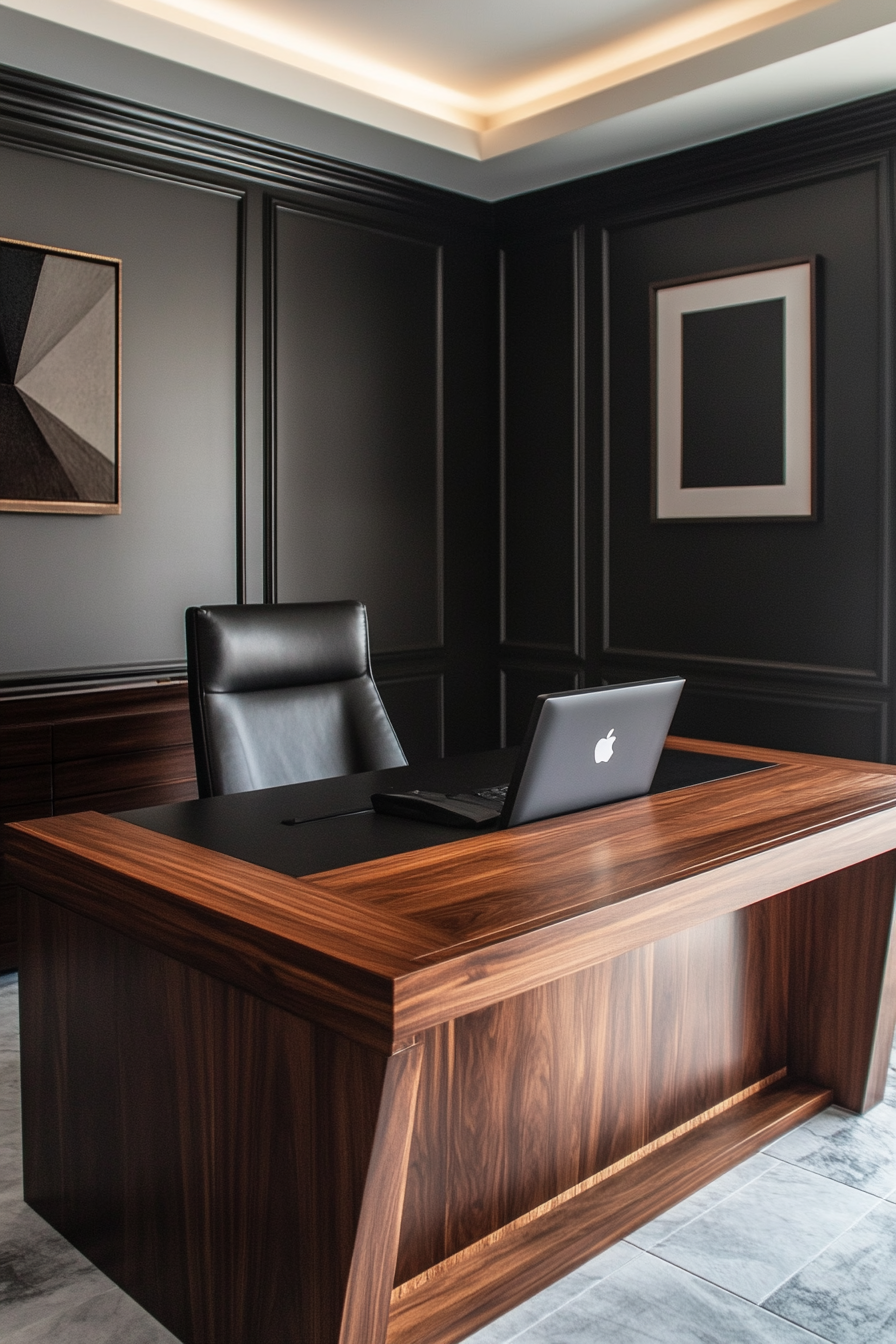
[{"left": 185, "top": 601, "right": 407, "bottom": 797}]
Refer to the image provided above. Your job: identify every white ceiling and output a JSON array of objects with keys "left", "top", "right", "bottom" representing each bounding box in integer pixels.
[
  {"left": 2, "top": 0, "right": 896, "bottom": 197},
  {"left": 184, "top": 1, "right": 710, "bottom": 94}
]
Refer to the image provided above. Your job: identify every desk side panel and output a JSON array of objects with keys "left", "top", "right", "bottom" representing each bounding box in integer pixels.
[
  {"left": 6, "top": 813, "right": 444, "bottom": 1050},
  {"left": 395, "top": 896, "right": 789, "bottom": 1281},
  {"left": 18, "top": 889, "right": 409, "bottom": 1344},
  {"left": 788, "top": 849, "right": 896, "bottom": 1111}
]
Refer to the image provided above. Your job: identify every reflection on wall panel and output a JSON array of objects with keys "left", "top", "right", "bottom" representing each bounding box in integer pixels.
[
  {"left": 502, "top": 232, "right": 580, "bottom": 654},
  {"left": 498, "top": 136, "right": 894, "bottom": 761},
  {"left": 378, "top": 674, "right": 444, "bottom": 765},
  {"left": 605, "top": 167, "right": 883, "bottom": 680},
  {"left": 274, "top": 205, "right": 442, "bottom": 655},
  {"left": 671, "top": 686, "right": 885, "bottom": 764},
  {"left": 501, "top": 666, "right": 580, "bottom": 748},
  {"left": 0, "top": 144, "right": 239, "bottom": 676}
]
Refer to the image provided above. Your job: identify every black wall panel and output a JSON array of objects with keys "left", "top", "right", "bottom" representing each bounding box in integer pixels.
[
  {"left": 605, "top": 166, "right": 884, "bottom": 679},
  {"left": 439, "top": 227, "right": 501, "bottom": 756},
  {"left": 8, "top": 61, "right": 896, "bottom": 764},
  {"left": 272, "top": 197, "right": 498, "bottom": 762},
  {"left": 0, "top": 142, "right": 239, "bottom": 677},
  {"left": 498, "top": 229, "right": 584, "bottom": 743},
  {"left": 499, "top": 121, "right": 896, "bottom": 762},
  {"left": 502, "top": 232, "right": 580, "bottom": 653},
  {"left": 274, "top": 206, "right": 441, "bottom": 652},
  {"left": 670, "top": 686, "right": 886, "bottom": 763},
  {"left": 0, "top": 67, "right": 499, "bottom": 765},
  {"left": 378, "top": 674, "right": 444, "bottom": 764}
]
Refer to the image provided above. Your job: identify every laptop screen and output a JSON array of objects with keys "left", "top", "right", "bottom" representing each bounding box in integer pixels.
[{"left": 502, "top": 676, "right": 685, "bottom": 827}]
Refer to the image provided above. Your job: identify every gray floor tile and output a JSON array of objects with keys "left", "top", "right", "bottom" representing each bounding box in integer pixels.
[
  {"left": 0, "top": 1195, "right": 111, "bottom": 1336},
  {"left": 0, "top": 1133, "right": 23, "bottom": 1199},
  {"left": 519, "top": 1253, "right": 824, "bottom": 1343},
  {"left": 0, "top": 1004, "right": 19, "bottom": 1054},
  {"left": 564, "top": 1238, "right": 642, "bottom": 1288},
  {"left": 462, "top": 1243, "right": 644, "bottom": 1342},
  {"left": 766, "top": 1102, "right": 896, "bottom": 1199},
  {"left": 627, "top": 1153, "right": 776, "bottom": 1250},
  {"left": 764, "top": 1200, "right": 896, "bottom": 1343},
  {"left": 0, "top": 972, "right": 891, "bottom": 1343},
  {"left": 0, "top": 1053, "right": 21, "bottom": 1095},
  {"left": 460, "top": 1279, "right": 585, "bottom": 1343},
  {"left": 0, "top": 1286, "right": 180, "bottom": 1343},
  {"left": 647, "top": 1159, "right": 876, "bottom": 1303},
  {"left": 886, "top": 1058, "right": 896, "bottom": 1107}
]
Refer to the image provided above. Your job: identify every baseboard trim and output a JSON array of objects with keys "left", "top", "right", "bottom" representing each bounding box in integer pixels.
[{"left": 386, "top": 1077, "right": 830, "bottom": 1344}]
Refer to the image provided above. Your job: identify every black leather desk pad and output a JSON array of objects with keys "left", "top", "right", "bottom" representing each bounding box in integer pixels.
[{"left": 120, "top": 747, "right": 774, "bottom": 882}]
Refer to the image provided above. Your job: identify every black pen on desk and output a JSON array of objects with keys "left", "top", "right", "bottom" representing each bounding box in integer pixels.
[{"left": 281, "top": 807, "right": 374, "bottom": 825}]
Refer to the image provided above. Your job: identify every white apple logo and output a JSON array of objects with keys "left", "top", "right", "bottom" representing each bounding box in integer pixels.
[{"left": 594, "top": 728, "right": 616, "bottom": 763}]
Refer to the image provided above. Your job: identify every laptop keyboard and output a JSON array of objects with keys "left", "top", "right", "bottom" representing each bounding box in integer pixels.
[
  {"left": 370, "top": 783, "right": 508, "bottom": 827},
  {"left": 455, "top": 783, "right": 508, "bottom": 803}
]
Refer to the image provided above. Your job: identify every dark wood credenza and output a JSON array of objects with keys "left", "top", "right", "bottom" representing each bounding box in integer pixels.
[
  {"left": 6, "top": 737, "right": 896, "bottom": 1344},
  {"left": 0, "top": 680, "right": 197, "bottom": 970}
]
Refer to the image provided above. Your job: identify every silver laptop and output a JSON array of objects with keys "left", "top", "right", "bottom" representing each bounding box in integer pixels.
[{"left": 371, "top": 676, "right": 685, "bottom": 828}]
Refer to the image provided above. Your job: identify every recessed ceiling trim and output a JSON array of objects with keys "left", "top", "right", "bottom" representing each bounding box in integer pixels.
[
  {"left": 3, "top": 0, "right": 896, "bottom": 162},
  {"left": 0, "top": 0, "right": 486, "bottom": 154},
  {"left": 481, "top": 0, "right": 896, "bottom": 156},
  {"left": 480, "top": 0, "right": 835, "bottom": 124}
]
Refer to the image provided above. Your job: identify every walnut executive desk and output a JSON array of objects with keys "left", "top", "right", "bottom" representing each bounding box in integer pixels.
[{"left": 6, "top": 737, "right": 896, "bottom": 1344}]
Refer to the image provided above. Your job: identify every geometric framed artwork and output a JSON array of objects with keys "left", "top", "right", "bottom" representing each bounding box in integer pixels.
[
  {"left": 0, "top": 236, "right": 121, "bottom": 514},
  {"left": 651, "top": 257, "right": 815, "bottom": 521}
]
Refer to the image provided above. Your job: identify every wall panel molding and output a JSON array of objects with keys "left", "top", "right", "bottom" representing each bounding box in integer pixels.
[
  {"left": 499, "top": 98, "right": 896, "bottom": 761},
  {"left": 601, "top": 155, "right": 892, "bottom": 699},
  {"left": 0, "top": 63, "right": 489, "bottom": 228},
  {"left": 499, "top": 91, "right": 896, "bottom": 233},
  {"left": 0, "top": 663, "right": 187, "bottom": 695},
  {"left": 0, "top": 61, "right": 498, "bottom": 760},
  {"left": 601, "top": 648, "right": 881, "bottom": 687},
  {"left": 499, "top": 225, "right": 583, "bottom": 659},
  {"left": 670, "top": 680, "right": 889, "bottom": 764},
  {"left": 271, "top": 200, "right": 445, "bottom": 655}
]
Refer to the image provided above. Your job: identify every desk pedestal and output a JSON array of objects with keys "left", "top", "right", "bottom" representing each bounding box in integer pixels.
[{"left": 16, "top": 844, "right": 896, "bottom": 1344}]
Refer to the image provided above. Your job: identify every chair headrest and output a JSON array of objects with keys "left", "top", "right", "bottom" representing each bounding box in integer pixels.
[{"left": 186, "top": 601, "right": 371, "bottom": 694}]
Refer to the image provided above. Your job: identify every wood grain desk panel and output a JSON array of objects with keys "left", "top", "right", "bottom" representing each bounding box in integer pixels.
[
  {"left": 6, "top": 737, "right": 896, "bottom": 1344},
  {"left": 0, "top": 680, "right": 197, "bottom": 972},
  {"left": 8, "top": 810, "right": 443, "bottom": 1052}
]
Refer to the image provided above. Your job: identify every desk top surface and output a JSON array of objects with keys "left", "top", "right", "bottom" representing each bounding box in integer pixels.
[
  {"left": 8, "top": 738, "right": 896, "bottom": 1049},
  {"left": 116, "top": 744, "right": 770, "bottom": 880}
]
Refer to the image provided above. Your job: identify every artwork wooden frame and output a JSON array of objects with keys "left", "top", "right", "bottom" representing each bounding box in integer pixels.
[
  {"left": 651, "top": 257, "right": 816, "bottom": 522},
  {"left": 0, "top": 235, "right": 121, "bottom": 514}
]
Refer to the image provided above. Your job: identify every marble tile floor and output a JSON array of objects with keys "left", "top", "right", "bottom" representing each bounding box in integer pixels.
[
  {"left": 0, "top": 969, "right": 894, "bottom": 1343},
  {"left": 468, "top": 1039, "right": 896, "bottom": 1344}
]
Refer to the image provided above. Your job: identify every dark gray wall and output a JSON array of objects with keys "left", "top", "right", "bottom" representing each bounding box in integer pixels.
[
  {"left": 498, "top": 101, "right": 896, "bottom": 760},
  {"left": 275, "top": 207, "right": 441, "bottom": 652},
  {"left": 605, "top": 171, "right": 882, "bottom": 688},
  {"left": 0, "top": 67, "right": 499, "bottom": 763},
  {"left": 7, "top": 60, "right": 896, "bottom": 764},
  {"left": 272, "top": 192, "right": 498, "bottom": 761},
  {"left": 0, "top": 143, "right": 238, "bottom": 678}
]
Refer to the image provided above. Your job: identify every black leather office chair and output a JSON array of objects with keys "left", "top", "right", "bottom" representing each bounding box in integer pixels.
[{"left": 185, "top": 601, "right": 407, "bottom": 797}]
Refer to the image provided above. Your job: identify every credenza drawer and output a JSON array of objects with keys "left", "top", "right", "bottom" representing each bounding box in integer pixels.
[
  {"left": 54, "top": 777, "right": 199, "bottom": 816},
  {"left": 0, "top": 724, "right": 51, "bottom": 767},
  {"left": 53, "top": 706, "right": 193, "bottom": 761},
  {"left": 53, "top": 744, "right": 197, "bottom": 801},
  {"left": 0, "top": 681, "right": 197, "bottom": 971},
  {"left": 0, "top": 763, "right": 52, "bottom": 808}
]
